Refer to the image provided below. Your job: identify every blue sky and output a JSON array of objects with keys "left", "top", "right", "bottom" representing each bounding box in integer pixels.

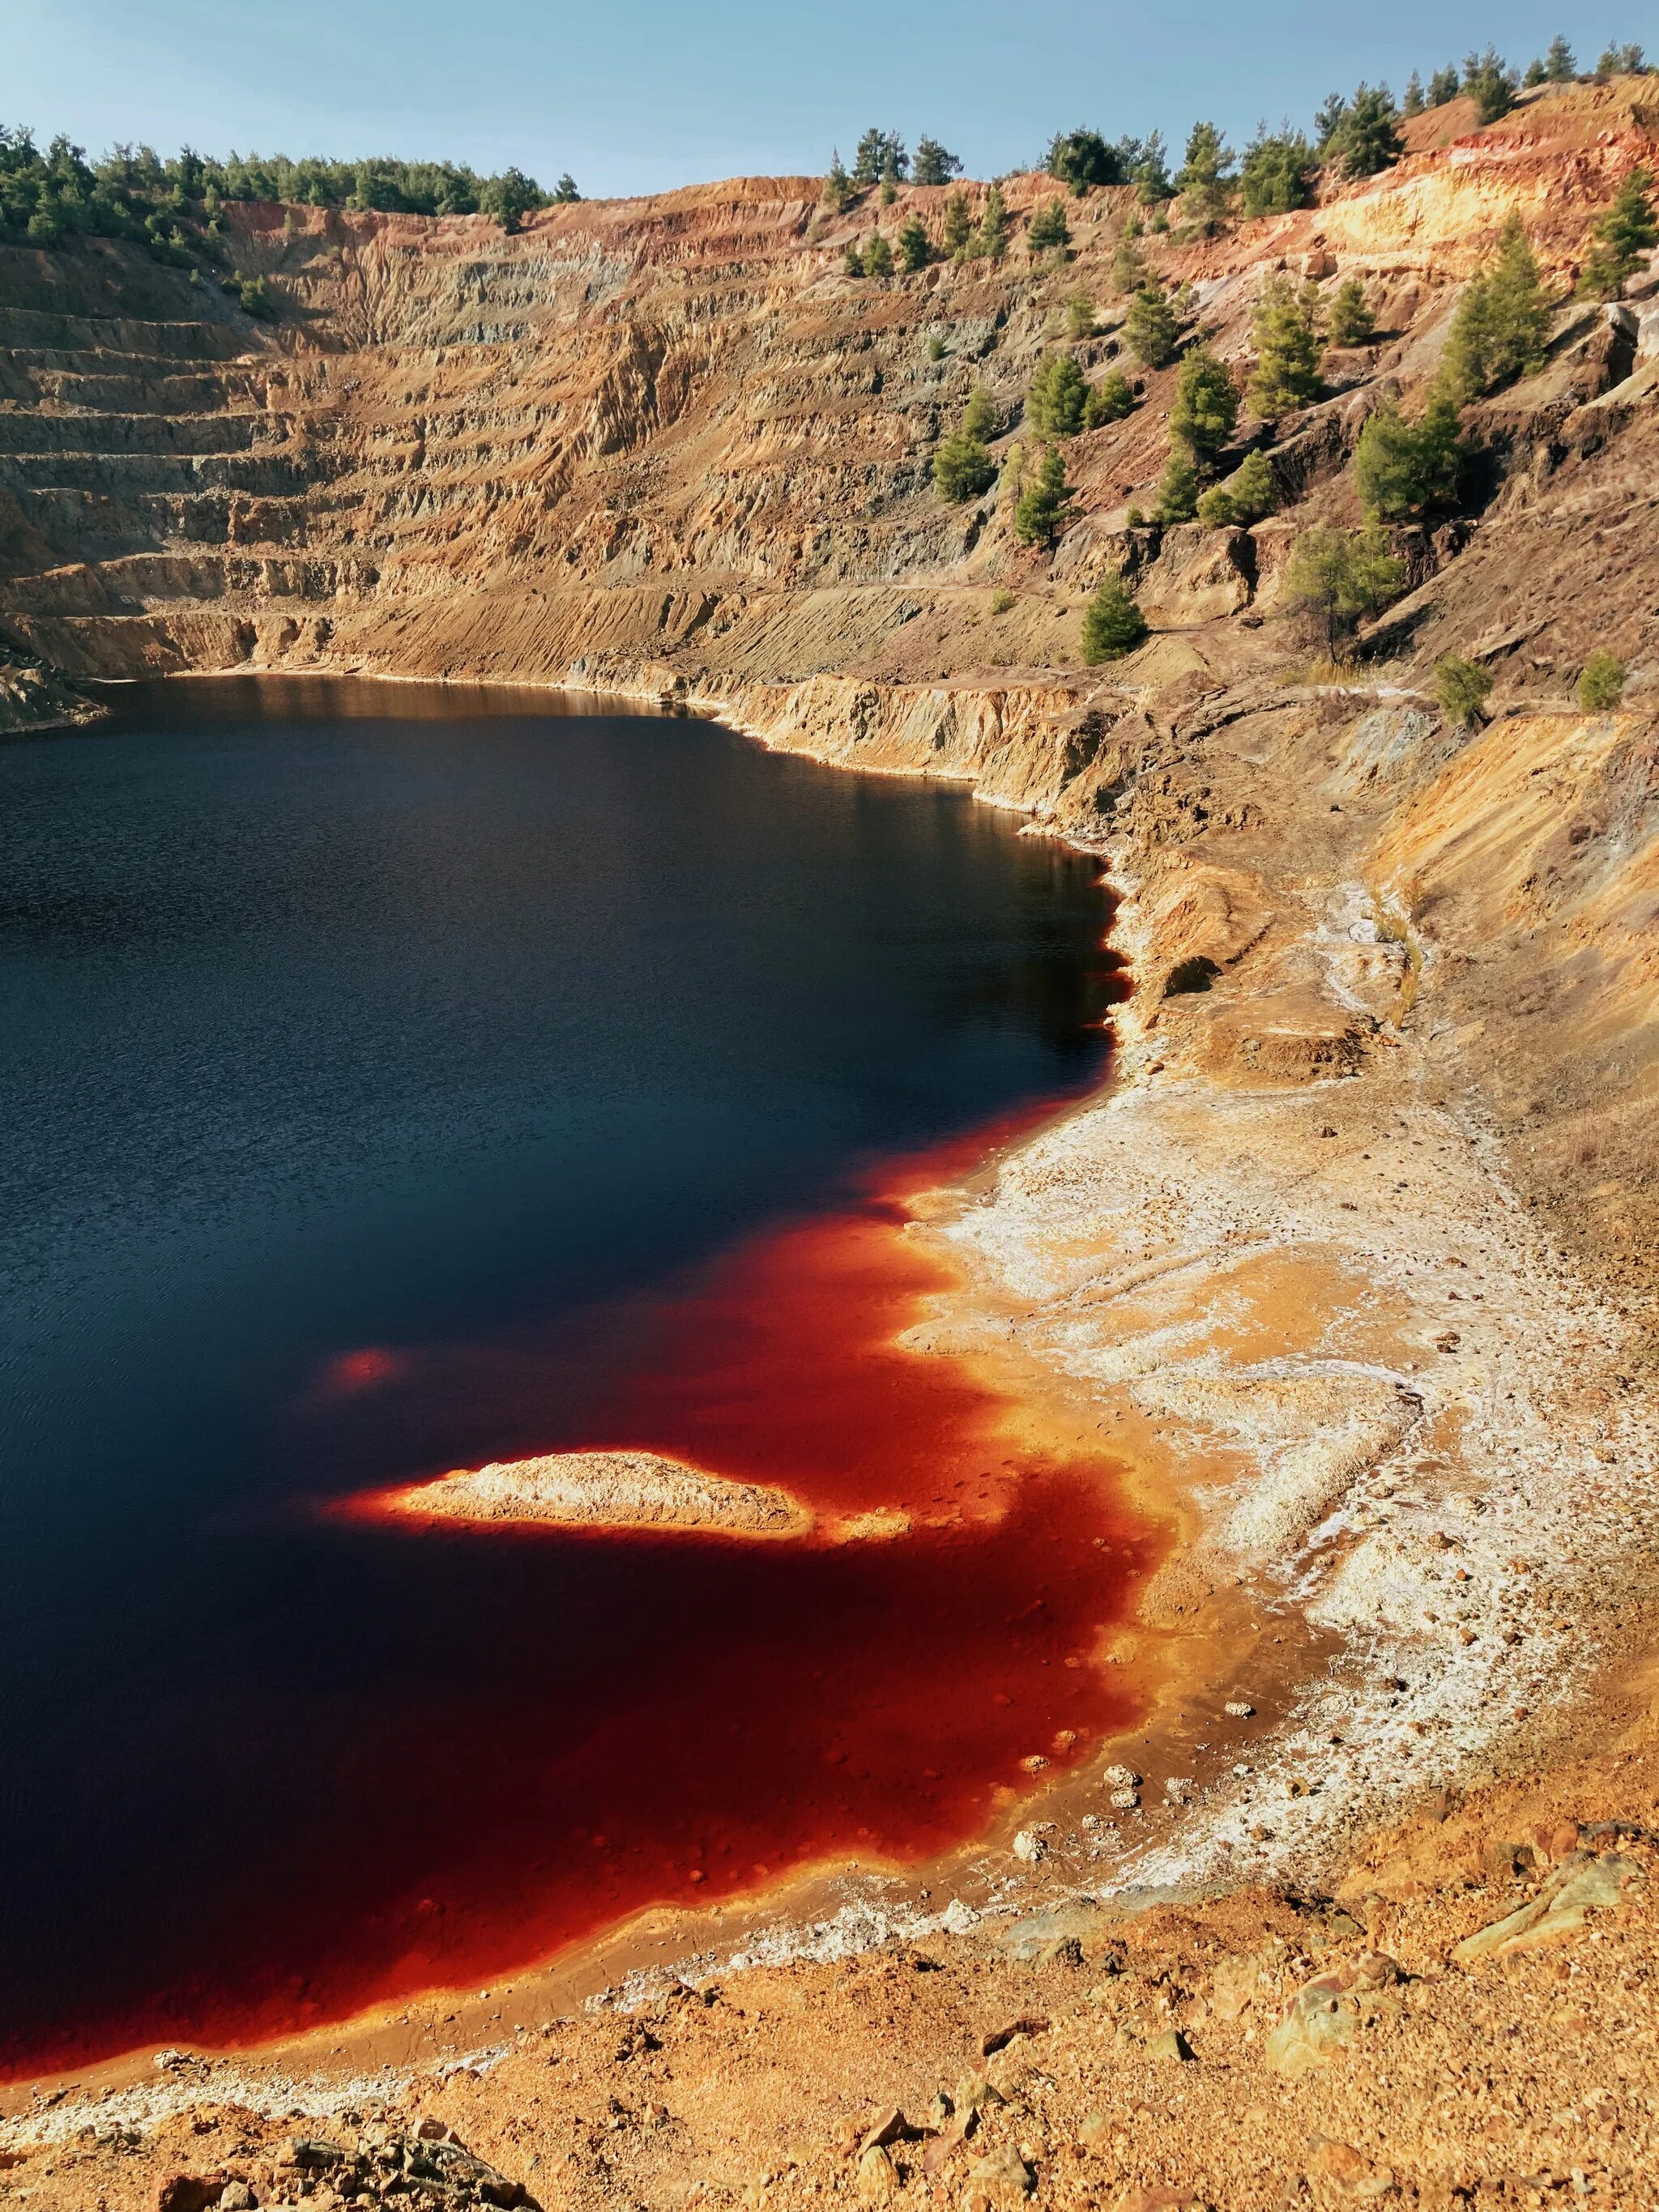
[{"left": 6, "top": 0, "right": 1638, "bottom": 198}]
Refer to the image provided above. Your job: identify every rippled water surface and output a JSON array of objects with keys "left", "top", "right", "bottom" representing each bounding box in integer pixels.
[{"left": 0, "top": 676, "right": 1142, "bottom": 2074}]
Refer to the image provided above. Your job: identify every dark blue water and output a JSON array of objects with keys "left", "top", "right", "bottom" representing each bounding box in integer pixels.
[{"left": 0, "top": 676, "right": 1120, "bottom": 2073}]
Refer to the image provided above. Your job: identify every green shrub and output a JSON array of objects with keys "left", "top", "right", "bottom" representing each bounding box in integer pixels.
[
  {"left": 1013, "top": 444, "right": 1077, "bottom": 545},
  {"left": 898, "top": 216, "right": 932, "bottom": 271},
  {"left": 973, "top": 185, "right": 1010, "bottom": 262},
  {"left": 1124, "top": 283, "right": 1179, "bottom": 369},
  {"left": 1353, "top": 387, "right": 1465, "bottom": 517},
  {"left": 1222, "top": 446, "right": 1278, "bottom": 522},
  {"left": 1154, "top": 450, "right": 1199, "bottom": 522},
  {"left": 1027, "top": 198, "right": 1073, "bottom": 253},
  {"left": 1169, "top": 345, "right": 1239, "bottom": 464},
  {"left": 1576, "top": 168, "right": 1657, "bottom": 298},
  {"left": 1196, "top": 486, "right": 1239, "bottom": 526},
  {"left": 1081, "top": 573, "right": 1149, "bottom": 660},
  {"left": 1285, "top": 518, "right": 1406, "bottom": 658},
  {"left": 864, "top": 232, "right": 894, "bottom": 278},
  {"left": 934, "top": 429, "right": 997, "bottom": 501},
  {"left": 989, "top": 587, "right": 1017, "bottom": 615},
  {"left": 1046, "top": 129, "right": 1125, "bottom": 194},
  {"left": 1578, "top": 650, "right": 1627, "bottom": 709},
  {"left": 1326, "top": 278, "right": 1375, "bottom": 348},
  {"left": 1065, "top": 292, "right": 1098, "bottom": 339},
  {"left": 1083, "top": 369, "right": 1136, "bottom": 427},
  {"left": 962, "top": 386, "right": 1000, "bottom": 441},
  {"left": 1435, "top": 654, "right": 1493, "bottom": 728}
]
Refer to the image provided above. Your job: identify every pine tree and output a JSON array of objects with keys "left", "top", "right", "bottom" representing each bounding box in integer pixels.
[
  {"left": 1239, "top": 126, "right": 1316, "bottom": 215},
  {"left": 1444, "top": 215, "right": 1550, "bottom": 396},
  {"left": 1065, "top": 291, "right": 1098, "bottom": 339},
  {"left": 1013, "top": 444, "right": 1077, "bottom": 545},
  {"left": 933, "top": 426, "right": 997, "bottom": 501},
  {"left": 1546, "top": 35, "right": 1576, "bottom": 81},
  {"left": 973, "top": 185, "right": 1009, "bottom": 262},
  {"left": 1525, "top": 58, "right": 1547, "bottom": 88},
  {"left": 1464, "top": 47, "right": 1520, "bottom": 125},
  {"left": 1177, "top": 119, "right": 1235, "bottom": 234},
  {"left": 962, "top": 386, "right": 1000, "bottom": 441},
  {"left": 864, "top": 231, "right": 894, "bottom": 278},
  {"left": 1327, "top": 83, "right": 1405, "bottom": 177},
  {"left": 1169, "top": 345, "right": 1239, "bottom": 465},
  {"left": 912, "top": 136, "right": 962, "bottom": 186},
  {"left": 552, "top": 173, "right": 582, "bottom": 203},
  {"left": 822, "top": 151, "right": 852, "bottom": 212},
  {"left": 1403, "top": 71, "right": 1427, "bottom": 117},
  {"left": 853, "top": 129, "right": 907, "bottom": 187},
  {"left": 943, "top": 190, "right": 973, "bottom": 257},
  {"left": 1285, "top": 518, "right": 1406, "bottom": 658},
  {"left": 843, "top": 240, "right": 864, "bottom": 278},
  {"left": 898, "top": 215, "right": 932, "bottom": 271},
  {"left": 1110, "top": 228, "right": 1148, "bottom": 295},
  {"left": 1224, "top": 446, "right": 1278, "bottom": 521},
  {"left": 1576, "top": 168, "right": 1657, "bottom": 297},
  {"left": 1046, "top": 128, "right": 1125, "bottom": 194},
  {"left": 1124, "top": 283, "right": 1180, "bottom": 369},
  {"left": 1428, "top": 66, "right": 1462, "bottom": 106},
  {"left": 1249, "top": 273, "right": 1321, "bottom": 416},
  {"left": 1154, "top": 448, "right": 1200, "bottom": 522},
  {"left": 1026, "top": 352, "right": 1090, "bottom": 436},
  {"left": 1027, "top": 198, "right": 1073, "bottom": 253},
  {"left": 1326, "top": 277, "right": 1375, "bottom": 348},
  {"left": 1081, "top": 573, "right": 1148, "bottom": 660},
  {"left": 1353, "top": 387, "right": 1465, "bottom": 517},
  {"left": 1083, "top": 369, "right": 1136, "bottom": 427},
  {"left": 1196, "top": 484, "right": 1240, "bottom": 526}
]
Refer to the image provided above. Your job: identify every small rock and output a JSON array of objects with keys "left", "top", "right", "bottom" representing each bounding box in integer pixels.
[
  {"left": 1307, "top": 2136, "right": 1369, "bottom": 2182},
  {"left": 1146, "top": 2027, "right": 1194, "bottom": 2061},
  {"left": 859, "top": 2109, "right": 910, "bottom": 2154},
  {"left": 1224, "top": 1701, "right": 1255, "bottom": 1718},
  {"left": 220, "top": 2189, "right": 258, "bottom": 2212},
  {"left": 1165, "top": 1776, "right": 1195, "bottom": 1804},
  {"left": 1103, "top": 1764, "right": 1141, "bottom": 1788},
  {"left": 982, "top": 2014, "right": 1050, "bottom": 2057},
  {"left": 1019, "top": 1754, "right": 1049, "bottom": 1772},
  {"left": 155, "top": 2180, "right": 225, "bottom": 2212},
  {"left": 962, "top": 2142, "right": 1035, "bottom": 2210},
  {"left": 1078, "top": 2112, "right": 1114, "bottom": 2150},
  {"left": 1110, "top": 1787, "right": 1140, "bottom": 1810},
  {"left": 856, "top": 2143, "right": 898, "bottom": 2201},
  {"left": 1011, "top": 1827, "right": 1047, "bottom": 1864}
]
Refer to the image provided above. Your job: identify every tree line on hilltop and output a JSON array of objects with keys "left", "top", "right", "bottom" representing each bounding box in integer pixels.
[{"left": 0, "top": 130, "right": 581, "bottom": 266}]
